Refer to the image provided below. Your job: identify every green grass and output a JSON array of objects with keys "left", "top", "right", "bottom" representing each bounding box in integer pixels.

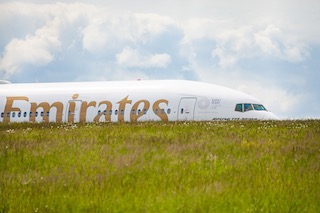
[{"left": 1, "top": 120, "right": 320, "bottom": 212}]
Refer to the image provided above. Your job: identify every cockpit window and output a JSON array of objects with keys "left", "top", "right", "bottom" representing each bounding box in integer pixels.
[
  {"left": 235, "top": 103, "right": 267, "bottom": 112},
  {"left": 235, "top": 104, "right": 242, "bottom": 112},
  {"left": 244, "top": 103, "right": 253, "bottom": 112},
  {"left": 253, "top": 104, "right": 267, "bottom": 111}
]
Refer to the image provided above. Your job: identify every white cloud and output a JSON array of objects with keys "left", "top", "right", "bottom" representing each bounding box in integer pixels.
[
  {"left": 81, "top": 24, "right": 109, "bottom": 52},
  {"left": 81, "top": 13, "right": 175, "bottom": 52},
  {"left": 209, "top": 24, "right": 310, "bottom": 68},
  {"left": 254, "top": 25, "right": 281, "bottom": 56},
  {"left": 116, "top": 47, "right": 171, "bottom": 68},
  {"left": 0, "top": 2, "right": 316, "bottom": 74},
  {"left": 283, "top": 44, "right": 308, "bottom": 62},
  {"left": 212, "top": 47, "right": 238, "bottom": 68},
  {"left": 0, "top": 17, "right": 60, "bottom": 77}
]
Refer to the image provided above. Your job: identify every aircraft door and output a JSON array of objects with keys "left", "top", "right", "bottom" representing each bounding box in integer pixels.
[
  {"left": 178, "top": 98, "right": 197, "bottom": 120},
  {"left": 66, "top": 100, "right": 82, "bottom": 122}
]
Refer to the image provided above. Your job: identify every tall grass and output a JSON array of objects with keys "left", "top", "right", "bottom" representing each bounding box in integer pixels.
[{"left": 1, "top": 120, "right": 320, "bottom": 212}]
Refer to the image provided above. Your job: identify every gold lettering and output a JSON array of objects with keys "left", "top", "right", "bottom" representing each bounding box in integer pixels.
[
  {"left": 68, "top": 94, "right": 80, "bottom": 122},
  {"left": 117, "top": 96, "right": 132, "bottom": 122},
  {"left": 3, "top": 94, "right": 171, "bottom": 123},
  {"left": 3, "top": 96, "right": 29, "bottom": 123},
  {"left": 30, "top": 102, "right": 63, "bottom": 123},
  {"left": 68, "top": 101, "right": 76, "bottom": 123},
  {"left": 153, "top": 99, "right": 169, "bottom": 122},
  {"left": 72, "top": 94, "right": 79, "bottom": 99},
  {"left": 80, "top": 101, "right": 96, "bottom": 122},
  {"left": 130, "top": 100, "right": 150, "bottom": 122},
  {"left": 94, "top": 101, "right": 112, "bottom": 122},
  {"left": 53, "top": 102, "right": 64, "bottom": 122}
]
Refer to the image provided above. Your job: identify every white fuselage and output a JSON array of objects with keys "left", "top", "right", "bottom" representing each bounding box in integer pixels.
[{"left": 0, "top": 80, "right": 278, "bottom": 123}]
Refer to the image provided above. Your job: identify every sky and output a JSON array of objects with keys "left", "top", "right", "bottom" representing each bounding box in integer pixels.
[{"left": 0, "top": 0, "right": 319, "bottom": 119}]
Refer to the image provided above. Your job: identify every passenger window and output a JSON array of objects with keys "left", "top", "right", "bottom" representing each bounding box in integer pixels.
[
  {"left": 121, "top": 110, "right": 124, "bottom": 115},
  {"left": 155, "top": 109, "right": 158, "bottom": 114},
  {"left": 244, "top": 104, "right": 253, "bottom": 112},
  {"left": 132, "top": 109, "right": 135, "bottom": 115},
  {"left": 18, "top": 112, "right": 21, "bottom": 117},
  {"left": 1, "top": 112, "right": 3, "bottom": 118},
  {"left": 24, "top": 112, "right": 27, "bottom": 117},
  {"left": 109, "top": 110, "right": 112, "bottom": 115},
  {"left": 181, "top": 108, "right": 184, "bottom": 114},
  {"left": 46, "top": 112, "right": 49, "bottom": 116},
  {"left": 167, "top": 109, "right": 171, "bottom": 114},
  {"left": 235, "top": 104, "right": 242, "bottom": 112},
  {"left": 161, "top": 109, "right": 165, "bottom": 114},
  {"left": 143, "top": 109, "right": 147, "bottom": 114},
  {"left": 115, "top": 110, "right": 118, "bottom": 115},
  {"left": 12, "top": 112, "right": 15, "bottom": 117},
  {"left": 41, "top": 112, "right": 44, "bottom": 117},
  {"left": 7, "top": 112, "right": 10, "bottom": 118},
  {"left": 138, "top": 109, "right": 141, "bottom": 115},
  {"left": 98, "top": 110, "right": 101, "bottom": 115}
]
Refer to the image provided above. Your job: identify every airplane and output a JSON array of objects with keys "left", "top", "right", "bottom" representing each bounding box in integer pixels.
[{"left": 0, "top": 79, "right": 278, "bottom": 123}]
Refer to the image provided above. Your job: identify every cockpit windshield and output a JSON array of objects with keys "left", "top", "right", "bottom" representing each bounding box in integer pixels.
[
  {"left": 235, "top": 103, "right": 267, "bottom": 112},
  {"left": 244, "top": 103, "right": 253, "bottom": 111},
  {"left": 253, "top": 104, "right": 266, "bottom": 111}
]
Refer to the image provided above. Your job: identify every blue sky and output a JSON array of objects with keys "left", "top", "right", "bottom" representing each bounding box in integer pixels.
[{"left": 0, "top": 0, "right": 319, "bottom": 118}]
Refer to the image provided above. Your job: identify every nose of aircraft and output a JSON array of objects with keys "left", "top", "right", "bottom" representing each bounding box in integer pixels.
[{"left": 264, "top": 112, "right": 279, "bottom": 120}]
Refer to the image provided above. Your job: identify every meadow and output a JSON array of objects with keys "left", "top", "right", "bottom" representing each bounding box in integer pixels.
[{"left": 0, "top": 120, "right": 319, "bottom": 212}]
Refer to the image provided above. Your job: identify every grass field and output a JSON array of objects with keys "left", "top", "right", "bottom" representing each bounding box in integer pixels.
[{"left": 1, "top": 120, "right": 320, "bottom": 212}]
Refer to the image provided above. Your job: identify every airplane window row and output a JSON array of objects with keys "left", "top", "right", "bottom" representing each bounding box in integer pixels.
[
  {"left": 97, "top": 108, "right": 172, "bottom": 116},
  {"left": 235, "top": 103, "right": 267, "bottom": 112},
  {"left": 1, "top": 108, "right": 173, "bottom": 119},
  {"left": 1, "top": 111, "right": 50, "bottom": 118}
]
